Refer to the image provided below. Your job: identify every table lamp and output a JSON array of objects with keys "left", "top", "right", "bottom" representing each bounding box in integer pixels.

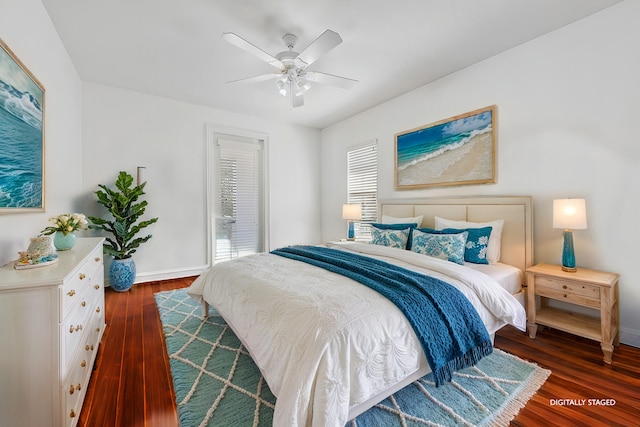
[
  {"left": 553, "top": 198, "right": 587, "bottom": 272},
  {"left": 342, "top": 203, "right": 362, "bottom": 240}
]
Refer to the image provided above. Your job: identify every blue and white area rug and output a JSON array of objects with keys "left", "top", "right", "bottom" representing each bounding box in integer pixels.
[{"left": 155, "top": 288, "right": 550, "bottom": 427}]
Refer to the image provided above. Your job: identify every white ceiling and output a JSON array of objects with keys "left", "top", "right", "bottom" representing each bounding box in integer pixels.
[{"left": 42, "top": 0, "right": 619, "bottom": 129}]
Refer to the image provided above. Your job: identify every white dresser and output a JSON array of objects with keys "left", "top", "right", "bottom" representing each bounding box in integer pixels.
[{"left": 0, "top": 237, "right": 105, "bottom": 427}]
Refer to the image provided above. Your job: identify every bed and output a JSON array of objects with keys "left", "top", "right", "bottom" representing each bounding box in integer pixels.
[{"left": 187, "top": 196, "right": 533, "bottom": 426}]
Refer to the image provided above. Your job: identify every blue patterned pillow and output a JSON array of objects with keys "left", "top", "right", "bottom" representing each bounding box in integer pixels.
[
  {"left": 442, "top": 227, "right": 492, "bottom": 265},
  {"left": 370, "top": 227, "right": 411, "bottom": 249},
  {"left": 410, "top": 228, "right": 468, "bottom": 265},
  {"left": 371, "top": 223, "right": 418, "bottom": 249}
]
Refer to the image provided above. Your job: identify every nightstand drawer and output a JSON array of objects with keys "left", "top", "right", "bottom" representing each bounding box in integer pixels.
[{"left": 535, "top": 276, "right": 600, "bottom": 308}]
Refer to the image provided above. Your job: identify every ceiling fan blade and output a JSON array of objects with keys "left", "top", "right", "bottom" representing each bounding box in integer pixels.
[
  {"left": 291, "top": 91, "right": 304, "bottom": 108},
  {"left": 222, "top": 32, "right": 283, "bottom": 69},
  {"left": 296, "top": 29, "right": 343, "bottom": 67},
  {"left": 305, "top": 71, "right": 357, "bottom": 89},
  {"left": 227, "top": 73, "right": 282, "bottom": 84}
]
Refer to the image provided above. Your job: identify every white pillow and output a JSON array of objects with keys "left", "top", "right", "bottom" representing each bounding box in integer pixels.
[
  {"left": 434, "top": 216, "right": 504, "bottom": 264},
  {"left": 382, "top": 214, "right": 424, "bottom": 226}
]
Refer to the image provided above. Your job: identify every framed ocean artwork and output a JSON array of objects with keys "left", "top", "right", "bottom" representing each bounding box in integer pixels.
[
  {"left": 0, "top": 39, "right": 45, "bottom": 212},
  {"left": 395, "top": 105, "right": 496, "bottom": 189}
]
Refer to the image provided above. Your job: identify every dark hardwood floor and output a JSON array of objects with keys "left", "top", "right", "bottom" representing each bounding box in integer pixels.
[{"left": 79, "top": 277, "right": 640, "bottom": 427}]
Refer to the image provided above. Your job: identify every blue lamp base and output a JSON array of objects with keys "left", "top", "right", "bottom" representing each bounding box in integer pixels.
[
  {"left": 561, "top": 229, "right": 577, "bottom": 272},
  {"left": 347, "top": 221, "right": 355, "bottom": 240}
]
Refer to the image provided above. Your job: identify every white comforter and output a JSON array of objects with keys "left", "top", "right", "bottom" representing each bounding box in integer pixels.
[{"left": 187, "top": 242, "right": 526, "bottom": 427}]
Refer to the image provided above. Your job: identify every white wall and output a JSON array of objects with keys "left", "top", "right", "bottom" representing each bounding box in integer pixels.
[
  {"left": 81, "top": 83, "right": 321, "bottom": 281},
  {"left": 0, "top": 0, "right": 84, "bottom": 265},
  {"left": 320, "top": 1, "right": 639, "bottom": 346}
]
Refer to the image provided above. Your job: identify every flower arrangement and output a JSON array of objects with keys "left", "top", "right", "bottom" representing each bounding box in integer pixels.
[{"left": 40, "top": 213, "right": 89, "bottom": 236}]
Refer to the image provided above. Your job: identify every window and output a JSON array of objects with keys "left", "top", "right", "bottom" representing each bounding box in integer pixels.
[
  {"left": 347, "top": 140, "right": 377, "bottom": 240},
  {"left": 213, "top": 137, "right": 264, "bottom": 263}
]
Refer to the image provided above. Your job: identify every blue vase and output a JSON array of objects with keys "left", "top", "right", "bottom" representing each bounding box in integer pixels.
[
  {"left": 54, "top": 231, "right": 76, "bottom": 251},
  {"left": 109, "top": 258, "right": 136, "bottom": 292}
]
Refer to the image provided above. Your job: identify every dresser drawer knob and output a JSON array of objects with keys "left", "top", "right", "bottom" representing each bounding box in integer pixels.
[
  {"left": 562, "top": 285, "right": 568, "bottom": 289},
  {"left": 70, "top": 409, "right": 76, "bottom": 418},
  {"left": 68, "top": 383, "right": 81, "bottom": 394},
  {"left": 95, "top": 256, "right": 101, "bottom": 262},
  {"left": 69, "top": 325, "right": 75, "bottom": 333},
  {"left": 81, "top": 301, "right": 87, "bottom": 307},
  {"left": 75, "top": 324, "right": 83, "bottom": 332},
  {"left": 67, "top": 290, "right": 76, "bottom": 297},
  {"left": 85, "top": 344, "right": 90, "bottom": 351},
  {"left": 96, "top": 307, "right": 101, "bottom": 313},
  {"left": 96, "top": 327, "right": 101, "bottom": 333},
  {"left": 563, "top": 294, "right": 567, "bottom": 298},
  {"left": 81, "top": 360, "right": 87, "bottom": 368},
  {"left": 79, "top": 273, "right": 86, "bottom": 280},
  {"left": 94, "top": 284, "right": 100, "bottom": 290}
]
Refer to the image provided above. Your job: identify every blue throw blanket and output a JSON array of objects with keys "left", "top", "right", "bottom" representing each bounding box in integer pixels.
[{"left": 271, "top": 245, "right": 493, "bottom": 386}]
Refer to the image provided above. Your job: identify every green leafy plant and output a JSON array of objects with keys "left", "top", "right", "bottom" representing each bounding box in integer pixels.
[{"left": 88, "top": 171, "right": 158, "bottom": 260}]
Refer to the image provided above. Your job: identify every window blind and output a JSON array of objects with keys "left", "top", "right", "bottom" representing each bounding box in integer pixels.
[
  {"left": 347, "top": 140, "right": 377, "bottom": 240},
  {"left": 215, "top": 139, "right": 262, "bottom": 263}
]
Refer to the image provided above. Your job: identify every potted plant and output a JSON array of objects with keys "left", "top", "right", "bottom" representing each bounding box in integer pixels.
[{"left": 88, "top": 171, "right": 158, "bottom": 292}]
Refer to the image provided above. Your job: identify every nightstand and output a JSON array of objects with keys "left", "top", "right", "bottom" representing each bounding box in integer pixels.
[{"left": 526, "top": 263, "right": 619, "bottom": 364}]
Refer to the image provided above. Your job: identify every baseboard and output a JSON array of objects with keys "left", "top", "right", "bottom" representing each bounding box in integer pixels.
[
  {"left": 620, "top": 327, "right": 640, "bottom": 348},
  {"left": 105, "top": 264, "right": 209, "bottom": 287}
]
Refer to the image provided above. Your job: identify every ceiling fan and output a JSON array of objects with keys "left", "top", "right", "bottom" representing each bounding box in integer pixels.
[{"left": 222, "top": 29, "right": 357, "bottom": 108}]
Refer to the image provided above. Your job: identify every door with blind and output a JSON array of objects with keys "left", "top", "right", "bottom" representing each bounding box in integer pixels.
[{"left": 211, "top": 134, "right": 266, "bottom": 264}]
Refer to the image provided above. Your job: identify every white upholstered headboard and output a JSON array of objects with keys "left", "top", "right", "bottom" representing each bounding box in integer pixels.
[{"left": 379, "top": 196, "right": 533, "bottom": 277}]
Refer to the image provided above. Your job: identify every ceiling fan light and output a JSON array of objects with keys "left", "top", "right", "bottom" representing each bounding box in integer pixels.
[
  {"left": 276, "top": 80, "right": 288, "bottom": 96},
  {"left": 294, "top": 80, "right": 310, "bottom": 96}
]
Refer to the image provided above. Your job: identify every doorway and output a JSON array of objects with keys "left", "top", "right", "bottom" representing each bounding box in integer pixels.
[{"left": 207, "top": 125, "right": 269, "bottom": 264}]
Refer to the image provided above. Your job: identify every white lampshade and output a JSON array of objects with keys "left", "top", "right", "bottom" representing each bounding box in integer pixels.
[
  {"left": 342, "top": 203, "right": 362, "bottom": 221},
  {"left": 553, "top": 199, "right": 587, "bottom": 230}
]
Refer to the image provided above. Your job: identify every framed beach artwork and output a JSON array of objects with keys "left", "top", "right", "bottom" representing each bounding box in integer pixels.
[
  {"left": 0, "top": 39, "right": 45, "bottom": 213},
  {"left": 395, "top": 105, "right": 496, "bottom": 189}
]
